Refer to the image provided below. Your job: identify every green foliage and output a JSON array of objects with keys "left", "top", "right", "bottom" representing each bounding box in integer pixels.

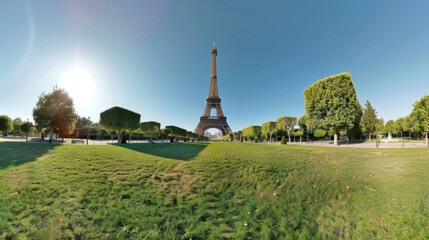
[
  {"left": 394, "top": 117, "right": 405, "bottom": 137},
  {"left": 384, "top": 120, "right": 395, "bottom": 134},
  {"left": 221, "top": 134, "right": 232, "bottom": 140},
  {"left": 294, "top": 129, "right": 304, "bottom": 137},
  {"left": 0, "top": 115, "right": 13, "bottom": 134},
  {"left": 376, "top": 118, "right": 385, "bottom": 135},
  {"left": 328, "top": 128, "right": 334, "bottom": 137},
  {"left": 75, "top": 116, "right": 93, "bottom": 129},
  {"left": 276, "top": 116, "right": 296, "bottom": 131},
  {"left": 261, "top": 121, "right": 276, "bottom": 139},
  {"left": 314, "top": 129, "right": 326, "bottom": 139},
  {"left": 242, "top": 126, "right": 262, "bottom": 139},
  {"left": 411, "top": 95, "right": 429, "bottom": 134},
  {"left": 32, "top": 87, "right": 78, "bottom": 140},
  {"left": 165, "top": 125, "right": 187, "bottom": 137},
  {"left": 97, "top": 127, "right": 110, "bottom": 139},
  {"left": 360, "top": 100, "right": 377, "bottom": 138},
  {"left": 20, "top": 121, "right": 36, "bottom": 136},
  {"left": 280, "top": 135, "right": 286, "bottom": 144},
  {"left": 100, "top": 106, "right": 141, "bottom": 143},
  {"left": 13, "top": 118, "right": 23, "bottom": 134},
  {"left": 140, "top": 121, "right": 161, "bottom": 139},
  {"left": 401, "top": 115, "right": 414, "bottom": 137},
  {"left": 304, "top": 72, "right": 362, "bottom": 145}
]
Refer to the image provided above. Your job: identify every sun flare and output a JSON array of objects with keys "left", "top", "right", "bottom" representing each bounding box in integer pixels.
[{"left": 61, "top": 66, "right": 94, "bottom": 102}]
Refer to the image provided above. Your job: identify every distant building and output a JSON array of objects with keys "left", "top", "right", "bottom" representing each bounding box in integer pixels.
[{"left": 204, "top": 130, "right": 223, "bottom": 140}]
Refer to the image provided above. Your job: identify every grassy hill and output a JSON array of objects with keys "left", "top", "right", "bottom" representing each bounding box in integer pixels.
[{"left": 1, "top": 142, "right": 429, "bottom": 239}]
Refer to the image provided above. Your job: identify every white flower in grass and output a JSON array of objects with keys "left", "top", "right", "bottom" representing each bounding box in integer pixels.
[
  {"left": 313, "top": 184, "right": 316, "bottom": 188},
  {"left": 244, "top": 223, "right": 248, "bottom": 226},
  {"left": 248, "top": 211, "right": 251, "bottom": 214},
  {"left": 346, "top": 186, "right": 349, "bottom": 189},
  {"left": 273, "top": 192, "right": 277, "bottom": 196}
]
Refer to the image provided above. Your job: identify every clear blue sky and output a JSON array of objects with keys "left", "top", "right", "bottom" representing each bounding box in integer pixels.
[{"left": 1, "top": 0, "right": 429, "bottom": 133}]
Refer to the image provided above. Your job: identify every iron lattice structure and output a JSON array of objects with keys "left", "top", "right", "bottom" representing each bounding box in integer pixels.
[{"left": 194, "top": 47, "right": 233, "bottom": 136}]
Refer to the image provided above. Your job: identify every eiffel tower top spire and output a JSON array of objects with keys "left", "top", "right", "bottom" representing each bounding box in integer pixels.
[{"left": 208, "top": 47, "right": 219, "bottom": 99}]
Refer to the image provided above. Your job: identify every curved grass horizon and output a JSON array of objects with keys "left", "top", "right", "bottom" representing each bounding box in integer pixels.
[{"left": 1, "top": 142, "right": 429, "bottom": 239}]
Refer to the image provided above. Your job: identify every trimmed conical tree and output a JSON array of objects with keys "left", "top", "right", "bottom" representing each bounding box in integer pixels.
[{"left": 281, "top": 135, "right": 287, "bottom": 145}]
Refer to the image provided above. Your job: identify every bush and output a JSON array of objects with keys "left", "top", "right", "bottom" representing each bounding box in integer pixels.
[{"left": 281, "top": 136, "right": 287, "bottom": 145}]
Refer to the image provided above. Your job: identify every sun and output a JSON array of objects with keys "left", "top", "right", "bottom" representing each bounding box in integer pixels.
[{"left": 61, "top": 66, "right": 94, "bottom": 102}]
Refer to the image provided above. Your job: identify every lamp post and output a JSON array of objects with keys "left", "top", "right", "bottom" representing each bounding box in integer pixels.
[{"left": 86, "top": 117, "right": 90, "bottom": 145}]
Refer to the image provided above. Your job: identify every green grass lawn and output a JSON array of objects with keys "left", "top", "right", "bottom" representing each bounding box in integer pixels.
[{"left": 1, "top": 142, "right": 429, "bottom": 239}]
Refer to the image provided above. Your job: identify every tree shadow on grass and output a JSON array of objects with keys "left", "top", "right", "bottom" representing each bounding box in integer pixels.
[
  {"left": 114, "top": 142, "right": 209, "bottom": 161},
  {"left": 0, "top": 142, "right": 57, "bottom": 169}
]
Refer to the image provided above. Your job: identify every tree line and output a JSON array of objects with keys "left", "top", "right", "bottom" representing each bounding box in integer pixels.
[
  {"left": 230, "top": 73, "right": 429, "bottom": 147},
  {"left": 0, "top": 87, "right": 199, "bottom": 143}
]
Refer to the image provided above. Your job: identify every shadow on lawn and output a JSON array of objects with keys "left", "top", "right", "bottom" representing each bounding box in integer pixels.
[
  {"left": 0, "top": 142, "right": 57, "bottom": 169},
  {"left": 115, "top": 142, "right": 209, "bottom": 161}
]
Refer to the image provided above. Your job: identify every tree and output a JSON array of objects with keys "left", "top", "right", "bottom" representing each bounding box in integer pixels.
[
  {"left": 261, "top": 121, "right": 276, "bottom": 141},
  {"left": 280, "top": 135, "right": 286, "bottom": 144},
  {"left": 395, "top": 117, "right": 405, "bottom": 138},
  {"left": 237, "top": 131, "right": 243, "bottom": 142},
  {"left": 33, "top": 87, "right": 78, "bottom": 143},
  {"left": 13, "top": 118, "right": 23, "bottom": 135},
  {"left": 140, "top": 121, "right": 161, "bottom": 141},
  {"left": 242, "top": 126, "right": 262, "bottom": 141},
  {"left": 402, "top": 115, "right": 414, "bottom": 139},
  {"left": 0, "top": 115, "right": 13, "bottom": 135},
  {"left": 294, "top": 129, "right": 304, "bottom": 142},
  {"left": 390, "top": 119, "right": 400, "bottom": 137},
  {"left": 411, "top": 95, "right": 429, "bottom": 147},
  {"left": 376, "top": 118, "right": 385, "bottom": 136},
  {"left": 276, "top": 116, "right": 296, "bottom": 131},
  {"left": 360, "top": 100, "right": 377, "bottom": 140},
  {"left": 384, "top": 120, "right": 395, "bottom": 136},
  {"left": 314, "top": 129, "right": 326, "bottom": 140},
  {"left": 20, "top": 121, "right": 36, "bottom": 140},
  {"left": 99, "top": 106, "right": 141, "bottom": 144},
  {"left": 276, "top": 116, "right": 297, "bottom": 143},
  {"left": 304, "top": 72, "right": 362, "bottom": 146},
  {"left": 165, "top": 125, "right": 187, "bottom": 141}
]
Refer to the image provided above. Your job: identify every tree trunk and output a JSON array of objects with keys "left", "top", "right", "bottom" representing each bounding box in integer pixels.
[
  {"left": 333, "top": 127, "right": 338, "bottom": 146},
  {"left": 368, "top": 132, "right": 371, "bottom": 141},
  {"left": 117, "top": 128, "right": 122, "bottom": 144}
]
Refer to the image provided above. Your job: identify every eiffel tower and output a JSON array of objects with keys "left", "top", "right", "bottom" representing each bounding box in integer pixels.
[{"left": 194, "top": 46, "right": 233, "bottom": 136}]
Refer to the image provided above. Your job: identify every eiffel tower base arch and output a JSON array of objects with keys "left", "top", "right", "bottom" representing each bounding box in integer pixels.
[{"left": 194, "top": 117, "right": 232, "bottom": 136}]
